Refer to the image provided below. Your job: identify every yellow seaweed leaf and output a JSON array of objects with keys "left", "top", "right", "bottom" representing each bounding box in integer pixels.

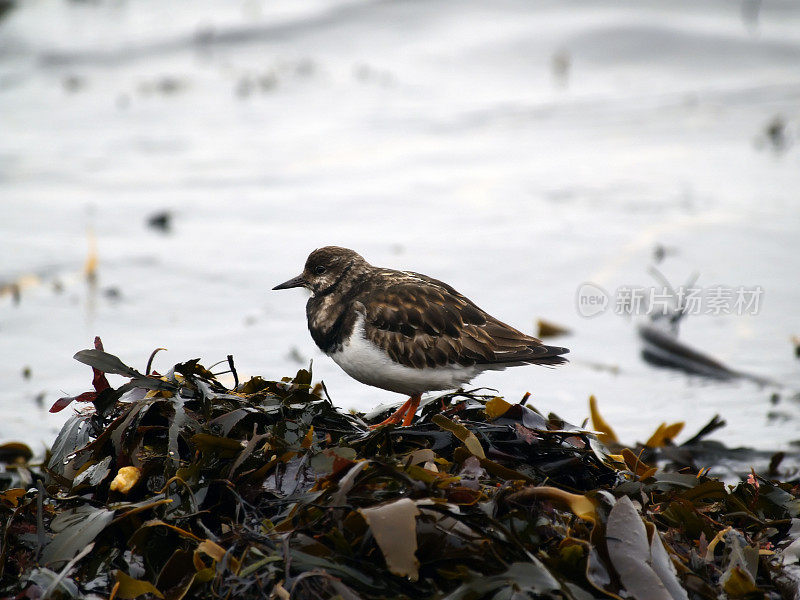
[
  {"left": 112, "top": 499, "right": 173, "bottom": 524},
  {"left": 191, "top": 433, "right": 245, "bottom": 457},
  {"left": 662, "top": 422, "right": 684, "bottom": 441},
  {"left": 301, "top": 425, "right": 315, "bottom": 449},
  {"left": 432, "top": 415, "right": 486, "bottom": 459},
  {"left": 621, "top": 448, "right": 655, "bottom": 478},
  {"left": 138, "top": 519, "right": 202, "bottom": 542},
  {"left": 588, "top": 395, "right": 618, "bottom": 444},
  {"left": 197, "top": 539, "right": 241, "bottom": 573},
  {"left": 704, "top": 526, "right": 732, "bottom": 561},
  {"left": 197, "top": 539, "right": 226, "bottom": 562},
  {"left": 485, "top": 396, "right": 512, "bottom": 419},
  {"left": 536, "top": 319, "right": 571, "bottom": 338},
  {"left": 722, "top": 566, "right": 760, "bottom": 597},
  {"left": 639, "top": 467, "right": 657, "bottom": 480},
  {"left": 84, "top": 227, "right": 98, "bottom": 283},
  {"left": 113, "top": 571, "right": 164, "bottom": 599},
  {"left": 644, "top": 422, "right": 685, "bottom": 448},
  {"left": 507, "top": 486, "right": 597, "bottom": 523},
  {"left": 0, "top": 488, "right": 26, "bottom": 508}
]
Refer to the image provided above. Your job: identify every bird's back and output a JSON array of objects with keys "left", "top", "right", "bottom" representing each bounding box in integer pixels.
[{"left": 352, "top": 268, "right": 569, "bottom": 370}]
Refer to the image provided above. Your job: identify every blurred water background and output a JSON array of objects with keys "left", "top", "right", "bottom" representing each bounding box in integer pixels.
[{"left": 1, "top": 0, "right": 799, "bottom": 453}]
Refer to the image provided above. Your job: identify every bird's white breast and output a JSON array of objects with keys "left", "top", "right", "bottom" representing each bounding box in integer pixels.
[{"left": 329, "top": 313, "right": 479, "bottom": 396}]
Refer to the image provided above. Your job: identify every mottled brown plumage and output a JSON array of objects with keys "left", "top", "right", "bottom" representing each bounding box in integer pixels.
[
  {"left": 362, "top": 274, "right": 568, "bottom": 369},
  {"left": 274, "top": 246, "right": 568, "bottom": 376}
]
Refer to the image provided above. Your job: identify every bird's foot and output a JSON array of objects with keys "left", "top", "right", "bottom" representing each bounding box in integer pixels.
[{"left": 369, "top": 394, "right": 421, "bottom": 429}]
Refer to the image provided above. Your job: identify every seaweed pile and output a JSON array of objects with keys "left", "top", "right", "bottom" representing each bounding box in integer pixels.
[{"left": 2, "top": 339, "right": 800, "bottom": 599}]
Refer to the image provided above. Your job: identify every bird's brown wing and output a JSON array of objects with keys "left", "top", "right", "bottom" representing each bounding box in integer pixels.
[{"left": 361, "top": 273, "right": 569, "bottom": 369}]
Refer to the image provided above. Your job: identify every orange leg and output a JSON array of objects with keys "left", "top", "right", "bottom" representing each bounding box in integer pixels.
[
  {"left": 402, "top": 394, "right": 421, "bottom": 427},
  {"left": 369, "top": 397, "right": 413, "bottom": 429},
  {"left": 369, "top": 393, "right": 422, "bottom": 428}
]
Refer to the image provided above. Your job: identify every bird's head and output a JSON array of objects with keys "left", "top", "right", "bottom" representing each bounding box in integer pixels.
[{"left": 273, "top": 246, "right": 366, "bottom": 296}]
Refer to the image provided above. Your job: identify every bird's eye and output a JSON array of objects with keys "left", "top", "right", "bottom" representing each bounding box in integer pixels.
[{"left": 314, "top": 265, "right": 326, "bottom": 275}]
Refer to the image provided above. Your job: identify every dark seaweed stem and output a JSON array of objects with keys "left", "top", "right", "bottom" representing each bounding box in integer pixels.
[
  {"left": 35, "top": 481, "right": 44, "bottom": 563},
  {"left": 227, "top": 355, "right": 239, "bottom": 390},
  {"left": 145, "top": 347, "right": 167, "bottom": 376},
  {"left": 0, "top": 339, "right": 799, "bottom": 599}
]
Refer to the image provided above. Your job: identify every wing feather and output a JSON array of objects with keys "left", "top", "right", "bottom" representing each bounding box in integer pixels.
[{"left": 362, "top": 274, "right": 569, "bottom": 369}]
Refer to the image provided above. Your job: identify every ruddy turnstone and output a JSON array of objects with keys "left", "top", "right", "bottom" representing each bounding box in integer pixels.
[{"left": 273, "top": 247, "right": 569, "bottom": 427}]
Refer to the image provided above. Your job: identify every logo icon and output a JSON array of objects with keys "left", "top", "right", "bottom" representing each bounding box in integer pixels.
[{"left": 576, "top": 282, "right": 609, "bottom": 318}]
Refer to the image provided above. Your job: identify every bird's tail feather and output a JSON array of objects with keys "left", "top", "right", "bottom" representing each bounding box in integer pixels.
[{"left": 482, "top": 344, "right": 569, "bottom": 367}]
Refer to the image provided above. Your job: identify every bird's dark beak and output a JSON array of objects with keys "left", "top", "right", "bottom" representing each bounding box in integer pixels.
[{"left": 272, "top": 274, "right": 306, "bottom": 290}]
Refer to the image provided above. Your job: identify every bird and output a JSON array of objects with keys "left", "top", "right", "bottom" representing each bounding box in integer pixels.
[{"left": 273, "top": 247, "right": 569, "bottom": 427}]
